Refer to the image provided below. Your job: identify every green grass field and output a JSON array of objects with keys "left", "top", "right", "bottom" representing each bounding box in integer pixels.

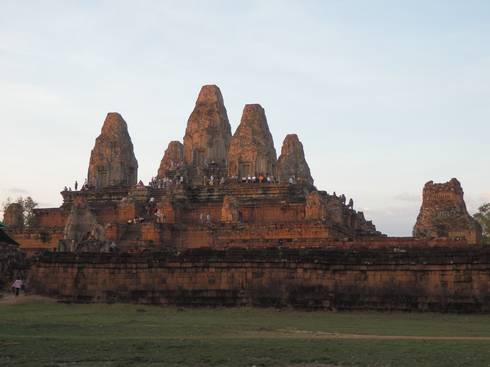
[{"left": 1, "top": 296, "right": 490, "bottom": 366}]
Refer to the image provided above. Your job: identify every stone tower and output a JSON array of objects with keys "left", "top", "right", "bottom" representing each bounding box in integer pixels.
[
  {"left": 183, "top": 85, "right": 232, "bottom": 184},
  {"left": 413, "top": 178, "right": 482, "bottom": 244},
  {"left": 228, "top": 104, "right": 277, "bottom": 178},
  {"left": 157, "top": 141, "right": 184, "bottom": 179},
  {"left": 87, "top": 113, "right": 138, "bottom": 189},
  {"left": 277, "top": 134, "right": 314, "bottom": 185},
  {"left": 3, "top": 203, "right": 24, "bottom": 229}
]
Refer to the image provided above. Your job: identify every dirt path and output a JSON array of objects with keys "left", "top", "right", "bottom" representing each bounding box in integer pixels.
[
  {"left": 255, "top": 328, "right": 490, "bottom": 341},
  {"left": 0, "top": 294, "right": 55, "bottom": 305}
]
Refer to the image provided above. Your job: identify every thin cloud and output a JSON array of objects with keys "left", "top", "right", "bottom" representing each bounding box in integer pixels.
[
  {"left": 466, "top": 193, "right": 490, "bottom": 214},
  {"left": 394, "top": 192, "right": 420, "bottom": 203},
  {"left": 7, "top": 187, "right": 30, "bottom": 195},
  {"left": 478, "top": 192, "right": 490, "bottom": 203}
]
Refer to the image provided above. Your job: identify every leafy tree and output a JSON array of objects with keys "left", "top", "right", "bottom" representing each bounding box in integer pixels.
[
  {"left": 473, "top": 203, "right": 490, "bottom": 244},
  {"left": 1, "top": 196, "right": 38, "bottom": 228},
  {"left": 22, "top": 196, "right": 38, "bottom": 227}
]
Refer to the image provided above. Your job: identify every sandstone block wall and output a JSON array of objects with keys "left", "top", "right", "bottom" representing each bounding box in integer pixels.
[{"left": 28, "top": 246, "right": 490, "bottom": 312}]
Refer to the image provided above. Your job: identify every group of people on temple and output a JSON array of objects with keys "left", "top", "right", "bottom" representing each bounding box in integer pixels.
[
  {"left": 63, "top": 179, "right": 95, "bottom": 192},
  {"left": 149, "top": 175, "right": 185, "bottom": 189},
  {"left": 235, "top": 174, "right": 276, "bottom": 184},
  {"left": 127, "top": 197, "right": 163, "bottom": 224},
  {"left": 199, "top": 173, "right": 304, "bottom": 186},
  {"left": 65, "top": 169, "right": 308, "bottom": 194},
  {"left": 199, "top": 213, "right": 213, "bottom": 225}
]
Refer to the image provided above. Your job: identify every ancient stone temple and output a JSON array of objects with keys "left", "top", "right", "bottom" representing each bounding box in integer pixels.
[
  {"left": 157, "top": 141, "right": 184, "bottom": 179},
  {"left": 7, "top": 86, "right": 387, "bottom": 255},
  {"left": 277, "top": 134, "right": 313, "bottom": 185},
  {"left": 87, "top": 112, "right": 138, "bottom": 189},
  {"left": 228, "top": 104, "right": 277, "bottom": 179},
  {"left": 183, "top": 85, "right": 232, "bottom": 184},
  {"left": 413, "top": 178, "right": 482, "bottom": 243},
  {"left": 6, "top": 84, "right": 489, "bottom": 311},
  {"left": 7, "top": 84, "right": 484, "bottom": 258}
]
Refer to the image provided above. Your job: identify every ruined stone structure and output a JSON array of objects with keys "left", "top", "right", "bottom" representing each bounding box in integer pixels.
[
  {"left": 183, "top": 85, "right": 232, "bottom": 184},
  {"left": 87, "top": 113, "right": 138, "bottom": 189},
  {"left": 58, "top": 197, "right": 108, "bottom": 252},
  {"left": 413, "top": 178, "right": 482, "bottom": 244},
  {"left": 228, "top": 104, "right": 277, "bottom": 179},
  {"left": 277, "top": 134, "right": 313, "bottom": 185},
  {"left": 4, "top": 84, "right": 485, "bottom": 310},
  {"left": 3, "top": 203, "right": 24, "bottom": 229}
]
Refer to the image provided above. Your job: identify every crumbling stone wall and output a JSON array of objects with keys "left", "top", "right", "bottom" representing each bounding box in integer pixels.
[{"left": 28, "top": 246, "right": 490, "bottom": 312}]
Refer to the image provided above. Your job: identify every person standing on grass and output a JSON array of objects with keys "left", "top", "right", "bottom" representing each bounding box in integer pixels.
[{"left": 11, "top": 278, "right": 23, "bottom": 297}]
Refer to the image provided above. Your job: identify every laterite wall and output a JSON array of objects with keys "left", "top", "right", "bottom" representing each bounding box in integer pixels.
[{"left": 27, "top": 246, "right": 490, "bottom": 312}]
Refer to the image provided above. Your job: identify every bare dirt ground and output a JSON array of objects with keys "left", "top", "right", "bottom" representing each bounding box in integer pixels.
[
  {"left": 246, "top": 328, "right": 490, "bottom": 341},
  {"left": 0, "top": 293, "right": 55, "bottom": 305}
]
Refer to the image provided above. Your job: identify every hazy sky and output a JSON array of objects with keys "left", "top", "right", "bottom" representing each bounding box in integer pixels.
[{"left": 1, "top": 1, "right": 489, "bottom": 236}]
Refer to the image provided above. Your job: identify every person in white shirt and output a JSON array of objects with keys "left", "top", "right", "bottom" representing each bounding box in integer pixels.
[{"left": 11, "top": 278, "right": 23, "bottom": 297}]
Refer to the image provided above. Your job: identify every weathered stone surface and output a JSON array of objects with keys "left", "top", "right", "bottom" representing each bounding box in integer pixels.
[
  {"left": 157, "top": 141, "right": 184, "bottom": 178},
  {"left": 183, "top": 85, "right": 232, "bottom": 183},
  {"left": 87, "top": 113, "right": 138, "bottom": 189},
  {"left": 61, "top": 197, "right": 105, "bottom": 251},
  {"left": 28, "top": 247, "right": 490, "bottom": 312},
  {"left": 221, "top": 195, "right": 240, "bottom": 223},
  {"left": 3, "top": 203, "right": 24, "bottom": 229},
  {"left": 156, "top": 197, "right": 177, "bottom": 224},
  {"left": 413, "top": 178, "right": 482, "bottom": 243},
  {"left": 277, "top": 134, "right": 313, "bottom": 185},
  {"left": 305, "top": 191, "right": 326, "bottom": 221},
  {"left": 228, "top": 104, "right": 277, "bottom": 178}
]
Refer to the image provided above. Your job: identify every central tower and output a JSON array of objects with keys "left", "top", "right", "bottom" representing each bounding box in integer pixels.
[{"left": 183, "top": 85, "right": 232, "bottom": 184}]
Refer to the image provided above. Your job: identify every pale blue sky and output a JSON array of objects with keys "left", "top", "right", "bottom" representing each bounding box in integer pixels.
[{"left": 1, "top": 1, "right": 489, "bottom": 236}]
